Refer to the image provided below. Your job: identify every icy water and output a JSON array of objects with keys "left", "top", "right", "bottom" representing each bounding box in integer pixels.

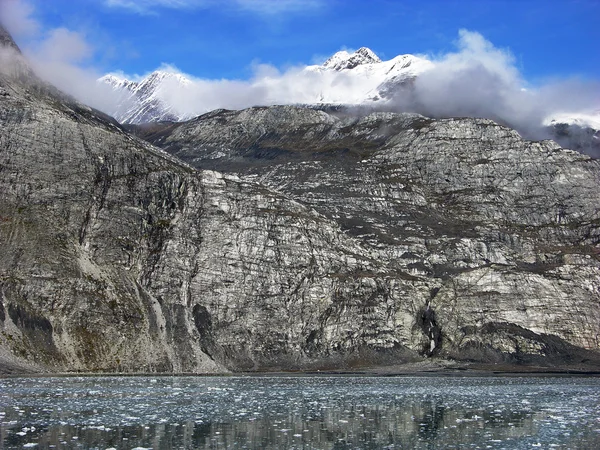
[{"left": 0, "top": 376, "right": 599, "bottom": 449}]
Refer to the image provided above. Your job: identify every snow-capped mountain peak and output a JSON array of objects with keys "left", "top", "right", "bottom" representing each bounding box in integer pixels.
[
  {"left": 323, "top": 47, "right": 382, "bottom": 71},
  {"left": 100, "top": 73, "right": 138, "bottom": 92},
  {"left": 302, "top": 48, "right": 434, "bottom": 104},
  {"left": 98, "top": 70, "right": 193, "bottom": 124},
  {"left": 99, "top": 49, "right": 437, "bottom": 124}
]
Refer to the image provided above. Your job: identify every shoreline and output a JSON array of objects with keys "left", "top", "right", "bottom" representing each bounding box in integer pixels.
[{"left": 3, "top": 361, "right": 600, "bottom": 379}]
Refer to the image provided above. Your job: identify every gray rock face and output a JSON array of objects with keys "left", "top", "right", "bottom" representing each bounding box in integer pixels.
[
  {"left": 0, "top": 32, "right": 422, "bottom": 372},
  {"left": 1, "top": 26, "right": 600, "bottom": 373},
  {"left": 133, "top": 106, "right": 600, "bottom": 368}
]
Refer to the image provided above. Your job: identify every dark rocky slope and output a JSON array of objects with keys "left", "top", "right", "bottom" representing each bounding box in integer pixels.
[{"left": 1, "top": 26, "right": 600, "bottom": 373}]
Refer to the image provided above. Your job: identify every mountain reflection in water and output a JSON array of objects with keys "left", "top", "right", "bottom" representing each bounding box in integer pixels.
[{"left": 1, "top": 376, "right": 599, "bottom": 449}]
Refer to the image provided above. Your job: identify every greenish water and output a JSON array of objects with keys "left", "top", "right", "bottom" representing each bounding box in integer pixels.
[{"left": 1, "top": 375, "right": 599, "bottom": 449}]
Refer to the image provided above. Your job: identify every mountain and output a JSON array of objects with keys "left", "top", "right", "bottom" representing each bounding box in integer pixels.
[
  {"left": 98, "top": 48, "right": 598, "bottom": 160},
  {"left": 544, "top": 112, "right": 600, "bottom": 157},
  {"left": 2, "top": 27, "right": 374, "bottom": 373},
  {"left": 4, "top": 27, "right": 444, "bottom": 373},
  {"left": 2, "top": 25, "right": 600, "bottom": 374},
  {"left": 305, "top": 47, "right": 433, "bottom": 103},
  {"left": 130, "top": 105, "right": 600, "bottom": 372},
  {"left": 98, "top": 49, "right": 598, "bottom": 160},
  {"left": 99, "top": 47, "right": 433, "bottom": 124},
  {"left": 322, "top": 47, "right": 382, "bottom": 70},
  {"left": 99, "top": 71, "right": 194, "bottom": 124}
]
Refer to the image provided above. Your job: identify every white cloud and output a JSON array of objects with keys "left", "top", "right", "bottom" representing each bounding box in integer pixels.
[
  {"left": 0, "top": 0, "right": 126, "bottom": 113},
  {"left": 0, "top": 0, "right": 39, "bottom": 38},
  {"left": 399, "top": 29, "right": 600, "bottom": 140},
  {"left": 35, "top": 28, "right": 92, "bottom": 63},
  {"left": 113, "top": 58, "right": 390, "bottom": 118}
]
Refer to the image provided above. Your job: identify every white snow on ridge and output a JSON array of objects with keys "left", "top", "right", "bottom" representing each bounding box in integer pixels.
[
  {"left": 544, "top": 112, "right": 600, "bottom": 130},
  {"left": 99, "top": 70, "right": 195, "bottom": 124},
  {"left": 98, "top": 47, "right": 435, "bottom": 124},
  {"left": 305, "top": 48, "right": 434, "bottom": 103},
  {"left": 321, "top": 47, "right": 382, "bottom": 70}
]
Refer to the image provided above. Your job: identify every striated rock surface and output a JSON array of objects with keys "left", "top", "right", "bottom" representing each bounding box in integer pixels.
[
  {"left": 0, "top": 30, "right": 423, "bottom": 373},
  {"left": 132, "top": 105, "right": 600, "bottom": 368},
  {"left": 2, "top": 26, "right": 600, "bottom": 373}
]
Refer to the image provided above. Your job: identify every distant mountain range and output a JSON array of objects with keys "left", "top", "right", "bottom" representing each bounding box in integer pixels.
[
  {"left": 99, "top": 47, "right": 599, "bottom": 157},
  {"left": 99, "top": 47, "right": 434, "bottom": 124}
]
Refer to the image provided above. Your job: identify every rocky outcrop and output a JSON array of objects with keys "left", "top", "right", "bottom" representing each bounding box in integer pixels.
[
  {"left": 2, "top": 26, "right": 600, "bottom": 373},
  {"left": 0, "top": 30, "right": 426, "bottom": 373},
  {"left": 133, "top": 106, "right": 600, "bottom": 368}
]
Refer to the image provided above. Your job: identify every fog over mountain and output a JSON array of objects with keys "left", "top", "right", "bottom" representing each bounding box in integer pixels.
[
  {"left": 99, "top": 31, "right": 599, "bottom": 142},
  {"left": 1, "top": 0, "right": 598, "bottom": 153}
]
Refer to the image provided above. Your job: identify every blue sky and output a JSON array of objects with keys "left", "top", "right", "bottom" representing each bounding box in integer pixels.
[{"left": 5, "top": 0, "right": 600, "bottom": 82}]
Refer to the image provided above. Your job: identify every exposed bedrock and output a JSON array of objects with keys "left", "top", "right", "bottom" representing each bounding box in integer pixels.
[{"left": 1, "top": 26, "right": 600, "bottom": 372}]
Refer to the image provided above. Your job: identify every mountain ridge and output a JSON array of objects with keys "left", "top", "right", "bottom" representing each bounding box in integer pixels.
[
  {"left": 98, "top": 47, "right": 434, "bottom": 124},
  {"left": 98, "top": 47, "right": 599, "bottom": 158},
  {"left": 1, "top": 25, "right": 600, "bottom": 374}
]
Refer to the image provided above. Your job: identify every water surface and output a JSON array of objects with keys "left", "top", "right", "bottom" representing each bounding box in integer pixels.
[{"left": 1, "top": 375, "right": 599, "bottom": 449}]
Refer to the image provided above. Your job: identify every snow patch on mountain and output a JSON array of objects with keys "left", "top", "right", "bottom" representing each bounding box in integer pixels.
[
  {"left": 322, "top": 47, "right": 382, "bottom": 70},
  {"left": 99, "top": 47, "right": 435, "bottom": 124},
  {"left": 99, "top": 70, "right": 194, "bottom": 124},
  {"left": 544, "top": 111, "right": 600, "bottom": 130},
  {"left": 305, "top": 48, "right": 434, "bottom": 103}
]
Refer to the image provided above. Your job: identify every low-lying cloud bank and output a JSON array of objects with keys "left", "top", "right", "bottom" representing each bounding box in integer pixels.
[
  {"left": 107, "top": 31, "right": 600, "bottom": 142},
  {"left": 399, "top": 30, "right": 599, "bottom": 142},
  {"left": 1, "top": 0, "right": 598, "bottom": 154}
]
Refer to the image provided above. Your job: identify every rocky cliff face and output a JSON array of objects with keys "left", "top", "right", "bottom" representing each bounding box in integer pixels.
[
  {"left": 0, "top": 31, "right": 430, "bottom": 373},
  {"left": 2, "top": 27, "right": 600, "bottom": 374},
  {"left": 132, "top": 106, "right": 600, "bottom": 369}
]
